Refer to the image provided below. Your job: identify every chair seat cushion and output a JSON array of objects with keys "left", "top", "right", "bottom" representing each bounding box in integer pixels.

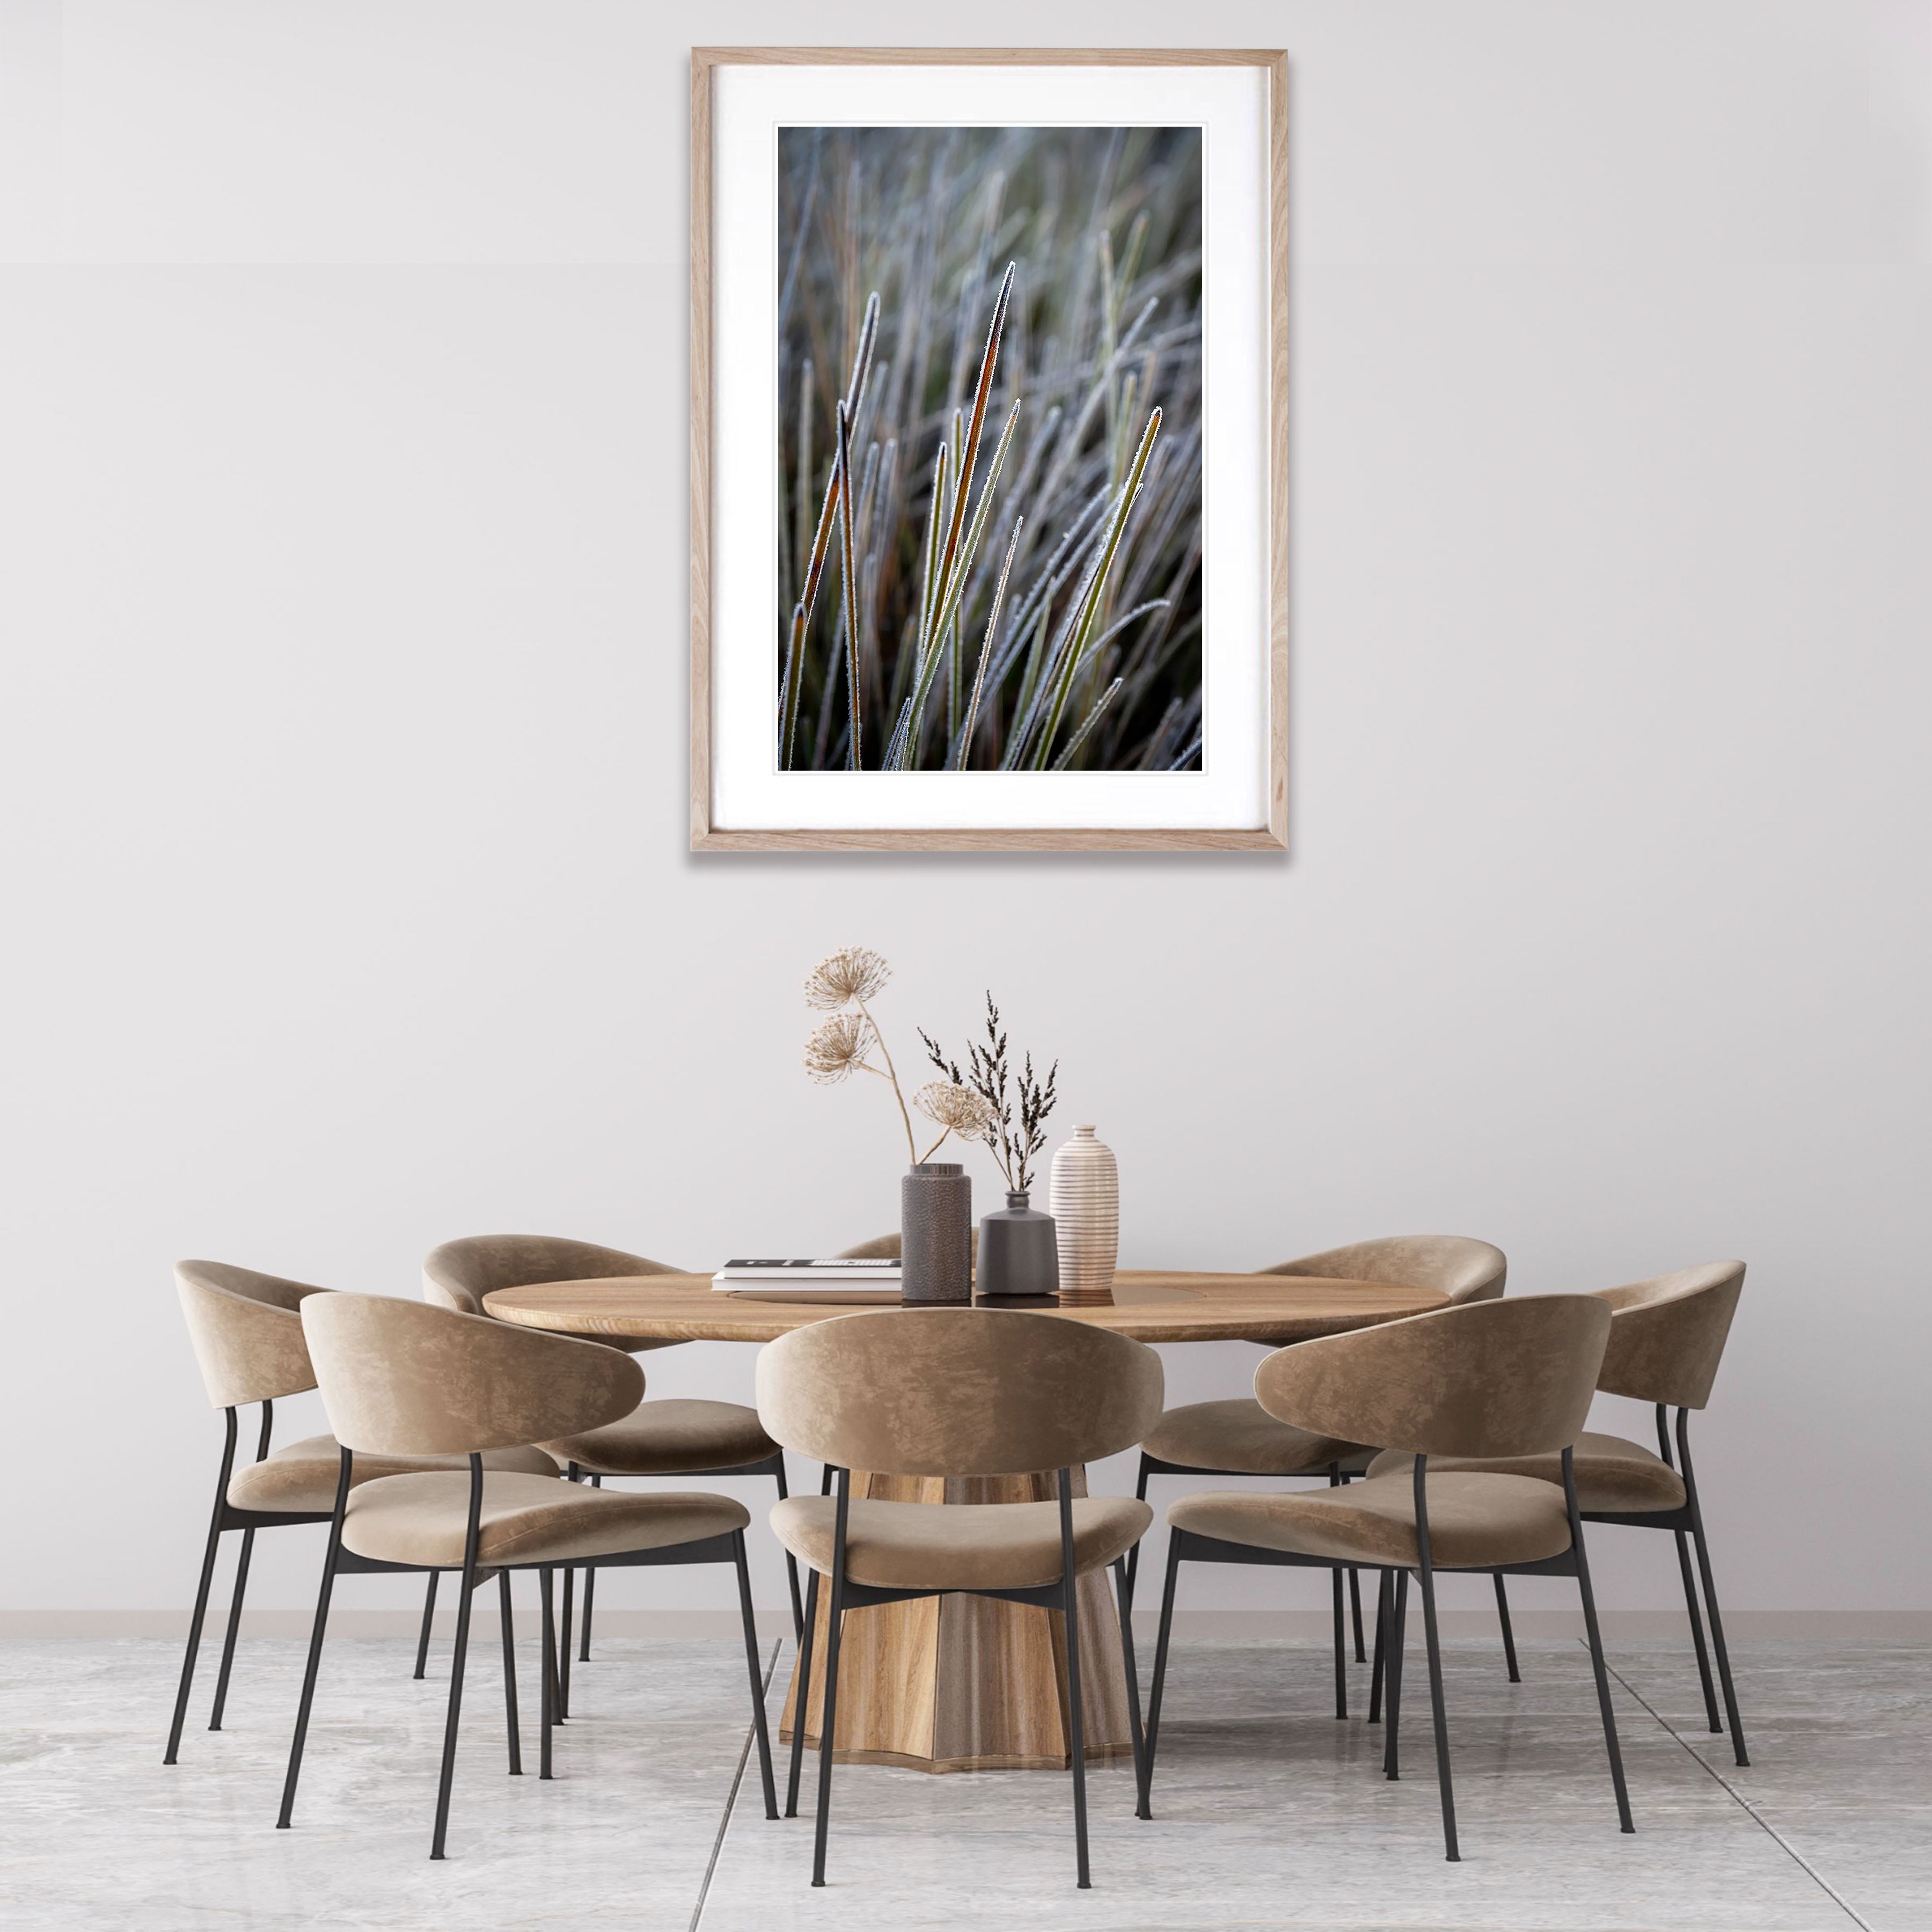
[
  {"left": 1365, "top": 1432, "right": 1688, "bottom": 1514},
  {"left": 543, "top": 1399, "right": 778, "bottom": 1476},
  {"left": 1142, "top": 1399, "right": 1376, "bottom": 1476},
  {"left": 1167, "top": 1471, "right": 1572, "bottom": 1571},
  {"left": 770, "top": 1495, "right": 1153, "bottom": 1591},
  {"left": 226, "top": 1435, "right": 558, "bottom": 1515},
  {"left": 341, "top": 1471, "right": 749, "bottom": 1569}
]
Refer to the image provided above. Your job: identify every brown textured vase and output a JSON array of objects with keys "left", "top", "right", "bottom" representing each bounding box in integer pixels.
[
  {"left": 1048, "top": 1125, "right": 1118, "bottom": 1306},
  {"left": 900, "top": 1162, "right": 972, "bottom": 1304}
]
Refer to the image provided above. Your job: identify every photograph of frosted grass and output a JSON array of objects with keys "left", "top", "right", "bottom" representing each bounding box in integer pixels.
[{"left": 777, "top": 126, "right": 1204, "bottom": 774}]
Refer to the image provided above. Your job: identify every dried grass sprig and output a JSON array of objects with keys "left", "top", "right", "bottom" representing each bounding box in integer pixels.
[
  {"left": 780, "top": 128, "right": 1203, "bottom": 771},
  {"left": 1050, "top": 677, "right": 1125, "bottom": 771},
  {"left": 920, "top": 992, "right": 1059, "bottom": 1192},
  {"left": 1023, "top": 406, "right": 1163, "bottom": 770},
  {"left": 954, "top": 518, "right": 1022, "bottom": 770},
  {"left": 835, "top": 398, "right": 862, "bottom": 770}
]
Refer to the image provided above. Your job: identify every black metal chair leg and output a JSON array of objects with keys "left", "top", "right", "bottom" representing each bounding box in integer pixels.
[
  {"left": 576, "top": 1566, "right": 595, "bottom": 1663},
  {"left": 166, "top": 1407, "right": 238, "bottom": 1763},
  {"left": 429, "top": 1457, "right": 485, "bottom": 1859},
  {"left": 413, "top": 1572, "right": 438, "bottom": 1680},
  {"left": 772, "top": 1459, "right": 804, "bottom": 1641},
  {"left": 1331, "top": 1568, "right": 1348, "bottom": 1719},
  {"left": 1124, "top": 1453, "right": 1152, "bottom": 1604},
  {"left": 1111, "top": 1556, "right": 1148, "bottom": 1812},
  {"left": 1368, "top": 1568, "right": 1388, "bottom": 1723},
  {"left": 1690, "top": 1520, "right": 1748, "bottom": 1767},
  {"left": 811, "top": 1468, "right": 851, "bottom": 1887},
  {"left": 1062, "top": 1573, "right": 1091, "bottom": 1888},
  {"left": 209, "top": 1401, "right": 275, "bottom": 1731},
  {"left": 1056, "top": 1473, "right": 1091, "bottom": 1890},
  {"left": 786, "top": 1568, "right": 819, "bottom": 1818},
  {"left": 1411, "top": 1464, "right": 1459, "bottom": 1861},
  {"left": 1383, "top": 1570, "right": 1408, "bottom": 1779},
  {"left": 1677, "top": 1408, "right": 1747, "bottom": 1766},
  {"left": 1141, "top": 1534, "right": 1183, "bottom": 1811},
  {"left": 576, "top": 1475, "right": 601, "bottom": 1663},
  {"left": 1658, "top": 1405, "right": 1720, "bottom": 1733},
  {"left": 498, "top": 1572, "right": 521, "bottom": 1775},
  {"left": 1326, "top": 1466, "right": 1349, "bottom": 1704},
  {"left": 207, "top": 1526, "right": 254, "bottom": 1732},
  {"left": 559, "top": 1465, "right": 581, "bottom": 1709},
  {"left": 539, "top": 1568, "right": 558, "bottom": 1780},
  {"left": 1564, "top": 1448, "right": 1635, "bottom": 1831},
  {"left": 733, "top": 1531, "right": 779, "bottom": 1819},
  {"left": 277, "top": 1449, "right": 352, "bottom": 1828},
  {"left": 1674, "top": 1528, "right": 1721, "bottom": 1732},
  {"left": 1415, "top": 1560, "right": 1459, "bottom": 1861},
  {"left": 782, "top": 1552, "right": 804, "bottom": 1643},
  {"left": 1335, "top": 1475, "right": 1367, "bottom": 1663},
  {"left": 811, "top": 1565, "right": 846, "bottom": 1879},
  {"left": 1494, "top": 1574, "right": 1521, "bottom": 1683}
]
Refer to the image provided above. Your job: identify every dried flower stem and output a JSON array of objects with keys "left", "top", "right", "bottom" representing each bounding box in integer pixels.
[{"left": 854, "top": 993, "right": 917, "bottom": 1162}]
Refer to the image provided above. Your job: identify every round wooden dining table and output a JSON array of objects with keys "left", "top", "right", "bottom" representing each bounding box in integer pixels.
[{"left": 484, "top": 1269, "right": 1445, "bottom": 1774}]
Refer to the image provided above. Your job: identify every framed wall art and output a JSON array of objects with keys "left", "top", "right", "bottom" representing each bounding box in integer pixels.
[{"left": 691, "top": 47, "right": 1286, "bottom": 851}]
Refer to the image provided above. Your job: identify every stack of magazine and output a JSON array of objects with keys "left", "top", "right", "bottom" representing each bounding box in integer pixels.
[{"left": 711, "top": 1257, "right": 902, "bottom": 1302}]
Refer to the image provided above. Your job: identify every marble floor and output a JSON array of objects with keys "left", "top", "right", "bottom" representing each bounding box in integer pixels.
[{"left": 2, "top": 1634, "right": 1925, "bottom": 1930}]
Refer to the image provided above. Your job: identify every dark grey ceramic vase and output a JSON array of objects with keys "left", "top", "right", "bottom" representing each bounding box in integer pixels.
[
  {"left": 901, "top": 1162, "right": 972, "bottom": 1304},
  {"left": 975, "top": 1190, "right": 1059, "bottom": 1297}
]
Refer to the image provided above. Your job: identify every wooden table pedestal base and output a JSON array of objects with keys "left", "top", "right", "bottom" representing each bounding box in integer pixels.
[{"left": 777, "top": 1468, "right": 1136, "bottom": 1773}]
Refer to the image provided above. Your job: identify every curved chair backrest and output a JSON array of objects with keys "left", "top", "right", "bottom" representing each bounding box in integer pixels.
[
  {"left": 176, "top": 1260, "right": 334, "bottom": 1409},
  {"left": 1260, "top": 1235, "right": 1507, "bottom": 1305},
  {"left": 756, "top": 1307, "right": 1164, "bottom": 1477},
  {"left": 422, "top": 1233, "right": 678, "bottom": 1316},
  {"left": 1255, "top": 1294, "right": 1610, "bottom": 1460},
  {"left": 302, "top": 1293, "right": 643, "bottom": 1458},
  {"left": 1596, "top": 1262, "right": 1744, "bottom": 1410}
]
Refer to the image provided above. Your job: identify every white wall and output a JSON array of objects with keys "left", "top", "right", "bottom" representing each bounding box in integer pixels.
[{"left": 2, "top": 1, "right": 1928, "bottom": 1629}]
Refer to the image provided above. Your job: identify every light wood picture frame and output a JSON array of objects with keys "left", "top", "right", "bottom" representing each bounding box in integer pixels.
[{"left": 691, "top": 47, "right": 1287, "bottom": 851}]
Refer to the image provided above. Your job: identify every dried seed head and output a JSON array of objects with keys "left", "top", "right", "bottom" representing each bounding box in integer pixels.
[
  {"left": 803, "top": 1012, "right": 875, "bottom": 1084},
  {"left": 803, "top": 946, "right": 892, "bottom": 1011}
]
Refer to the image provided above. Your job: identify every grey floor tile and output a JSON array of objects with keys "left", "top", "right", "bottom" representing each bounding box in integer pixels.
[
  {"left": 4, "top": 1637, "right": 1918, "bottom": 1931},
  {"left": 702, "top": 1809, "right": 1851, "bottom": 1931},
  {"left": 707, "top": 1642, "right": 1864, "bottom": 1932},
  {"left": 1754, "top": 1811, "right": 1932, "bottom": 1932},
  {"left": 1675, "top": 1722, "right": 1932, "bottom": 1812},
  {"left": 0, "top": 1637, "right": 766, "bottom": 1931},
  {"left": 1608, "top": 1638, "right": 1932, "bottom": 1735}
]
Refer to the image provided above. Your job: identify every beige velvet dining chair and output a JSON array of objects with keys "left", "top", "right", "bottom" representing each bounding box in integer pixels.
[
  {"left": 167, "top": 1262, "right": 558, "bottom": 1765},
  {"left": 282, "top": 1293, "right": 777, "bottom": 1860},
  {"left": 423, "top": 1233, "right": 804, "bottom": 1697},
  {"left": 832, "top": 1232, "right": 903, "bottom": 1260},
  {"left": 1130, "top": 1235, "right": 1512, "bottom": 1693},
  {"left": 1369, "top": 1261, "right": 1748, "bottom": 1761},
  {"left": 1143, "top": 1294, "right": 1631, "bottom": 1862},
  {"left": 757, "top": 1306, "right": 1164, "bottom": 1890}
]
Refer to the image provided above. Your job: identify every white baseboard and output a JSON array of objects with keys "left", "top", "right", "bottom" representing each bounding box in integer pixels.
[{"left": 3, "top": 1609, "right": 1929, "bottom": 1641}]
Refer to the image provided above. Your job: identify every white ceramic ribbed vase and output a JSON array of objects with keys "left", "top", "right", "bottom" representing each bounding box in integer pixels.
[{"left": 1049, "top": 1125, "right": 1118, "bottom": 1306}]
